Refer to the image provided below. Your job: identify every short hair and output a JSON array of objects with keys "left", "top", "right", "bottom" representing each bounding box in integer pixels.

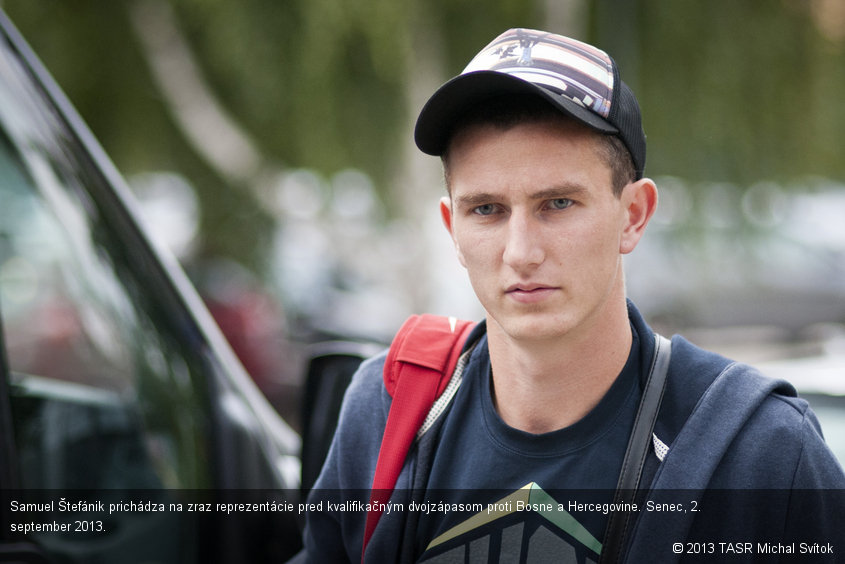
[{"left": 441, "top": 94, "right": 636, "bottom": 198}]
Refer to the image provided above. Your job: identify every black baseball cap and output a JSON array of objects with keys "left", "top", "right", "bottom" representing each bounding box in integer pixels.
[{"left": 414, "top": 28, "right": 646, "bottom": 179}]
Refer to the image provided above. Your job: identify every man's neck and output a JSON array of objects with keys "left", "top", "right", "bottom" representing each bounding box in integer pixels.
[{"left": 486, "top": 298, "right": 633, "bottom": 434}]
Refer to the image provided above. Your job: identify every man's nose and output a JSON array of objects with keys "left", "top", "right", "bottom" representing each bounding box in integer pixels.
[{"left": 502, "top": 213, "right": 545, "bottom": 271}]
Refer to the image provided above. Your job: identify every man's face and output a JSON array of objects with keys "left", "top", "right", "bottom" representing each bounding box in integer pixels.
[{"left": 441, "top": 118, "right": 648, "bottom": 343}]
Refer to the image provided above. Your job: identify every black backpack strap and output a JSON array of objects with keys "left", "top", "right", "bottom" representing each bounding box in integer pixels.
[{"left": 599, "top": 334, "right": 672, "bottom": 564}]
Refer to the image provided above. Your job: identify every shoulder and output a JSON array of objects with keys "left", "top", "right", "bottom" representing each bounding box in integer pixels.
[
  {"left": 665, "top": 337, "right": 801, "bottom": 448},
  {"left": 713, "top": 366, "right": 844, "bottom": 487},
  {"left": 654, "top": 336, "right": 736, "bottom": 442},
  {"left": 659, "top": 338, "right": 844, "bottom": 487},
  {"left": 336, "top": 349, "right": 392, "bottom": 444},
  {"left": 344, "top": 350, "right": 390, "bottom": 409},
  {"left": 661, "top": 336, "right": 798, "bottom": 427},
  {"left": 311, "top": 349, "right": 390, "bottom": 491},
  {"left": 667, "top": 335, "right": 735, "bottom": 382},
  {"left": 709, "top": 386, "right": 845, "bottom": 488},
  {"left": 673, "top": 342, "right": 810, "bottom": 443}
]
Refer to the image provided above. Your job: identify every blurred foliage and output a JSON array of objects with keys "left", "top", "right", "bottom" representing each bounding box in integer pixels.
[
  {"left": 639, "top": 0, "right": 845, "bottom": 185},
  {"left": 2, "top": 0, "right": 844, "bottom": 275},
  {"left": 171, "top": 0, "right": 408, "bottom": 177}
]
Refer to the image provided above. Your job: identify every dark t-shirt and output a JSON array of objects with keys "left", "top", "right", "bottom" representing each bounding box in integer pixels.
[{"left": 416, "top": 327, "right": 642, "bottom": 563}]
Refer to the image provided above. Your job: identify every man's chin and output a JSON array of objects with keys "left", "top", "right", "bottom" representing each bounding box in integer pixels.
[{"left": 487, "top": 312, "right": 574, "bottom": 343}]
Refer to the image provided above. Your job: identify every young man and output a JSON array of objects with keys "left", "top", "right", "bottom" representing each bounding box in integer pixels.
[{"left": 295, "top": 29, "right": 845, "bottom": 563}]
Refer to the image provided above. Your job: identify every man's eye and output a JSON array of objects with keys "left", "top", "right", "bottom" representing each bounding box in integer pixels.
[
  {"left": 473, "top": 204, "right": 498, "bottom": 216},
  {"left": 548, "top": 198, "right": 573, "bottom": 210}
]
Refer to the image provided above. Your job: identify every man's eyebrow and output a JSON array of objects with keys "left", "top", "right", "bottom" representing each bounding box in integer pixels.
[
  {"left": 530, "top": 185, "right": 589, "bottom": 200},
  {"left": 453, "top": 192, "right": 498, "bottom": 208},
  {"left": 453, "top": 185, "right": 589, "bottom": 207}
]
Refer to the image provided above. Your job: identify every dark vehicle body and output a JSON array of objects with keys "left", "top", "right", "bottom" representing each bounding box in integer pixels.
[{"left": 0, "top": 9, "right": 302, "bottom": 563}]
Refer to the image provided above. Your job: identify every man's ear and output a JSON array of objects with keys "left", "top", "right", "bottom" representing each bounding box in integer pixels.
[
  {"left": 619, "top": 178, "right": 658, "bottom": 255},
  {"left": 440, "top": 197, "right": 467, "bottom": 267}
]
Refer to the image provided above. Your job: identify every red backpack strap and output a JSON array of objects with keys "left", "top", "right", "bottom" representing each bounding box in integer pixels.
[{"left": 361, "top": 314, "right": 475, "bottom": 562}]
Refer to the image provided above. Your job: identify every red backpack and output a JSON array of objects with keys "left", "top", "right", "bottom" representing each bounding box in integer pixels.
[{"left": 361, "top": 314, "right": 476, "bottom": 562}]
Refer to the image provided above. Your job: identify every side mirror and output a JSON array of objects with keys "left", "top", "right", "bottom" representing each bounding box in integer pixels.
[{"left": 299, "top": 341, "right": 383, "bottom": 494}]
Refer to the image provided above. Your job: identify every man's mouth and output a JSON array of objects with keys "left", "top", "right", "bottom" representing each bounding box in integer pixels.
[{"left": 505, "top": 284, "right": 559, "bottom": 303}]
